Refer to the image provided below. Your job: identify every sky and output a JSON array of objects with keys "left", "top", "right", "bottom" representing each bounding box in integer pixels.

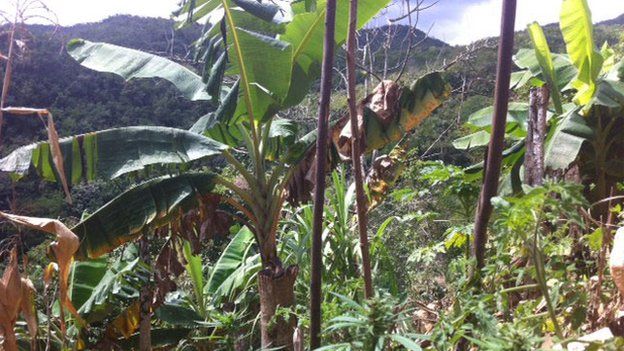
[{"left": 2, "top": 0, "right": 624, "bottom": 46}]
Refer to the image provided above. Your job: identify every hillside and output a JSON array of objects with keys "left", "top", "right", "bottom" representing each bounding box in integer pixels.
[{"left": 0, "top": 12, "right": 623, "bottom": 222}]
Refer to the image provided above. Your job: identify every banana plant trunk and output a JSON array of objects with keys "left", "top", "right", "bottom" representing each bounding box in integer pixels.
[
  {"left": 524, "top": 86, "right": 549, "bottom": 186},
  {"left": 258, "top": 265, "right": 299, "bottom": 349}
]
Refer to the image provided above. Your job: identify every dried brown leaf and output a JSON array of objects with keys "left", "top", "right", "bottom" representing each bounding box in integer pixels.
[
  {"left": 0, "top": 212, "right": 83, "bottom": 330},
  {"left": 46, "top": 112, "right": 72, "bottom": 204}
]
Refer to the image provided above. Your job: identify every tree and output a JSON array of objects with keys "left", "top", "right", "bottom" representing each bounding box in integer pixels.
[{"left": 0, "top": 0, "right": 451, "bottom": 348}]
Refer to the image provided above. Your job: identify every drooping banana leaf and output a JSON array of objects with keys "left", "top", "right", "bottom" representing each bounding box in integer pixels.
[
  {"left": 72, "top": 173, "right": 219, "bottom": 259},
  {"left": 560, "top": 0, "right": 604, "bottom": 106},
  {"left": 0, "top": 126, "right": 227, "bottom": 183},
  {"left": 190, "top": 80, "right": 241, "bottom": 146},
  {"left": 453, "top": 103, "right": 532, "bottom": 150},
  {"left": 588, "top": 79, "right": 624, "bottom": 110},
  {"left": 67, "top": 40, "right": 215, "bottom": 101},
  {"left": 286, "top": 72, "right": 451, "bottom": 204},
  {"left": 174, "top": 0, "right": 290, "bottom": 29}
]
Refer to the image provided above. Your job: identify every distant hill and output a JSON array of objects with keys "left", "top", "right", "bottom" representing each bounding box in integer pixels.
[
  {"left": 0, "top": 12, "right": 623, "bottom": 221},
  {"left": 599, "top": 13, "right": 624, "bottom": 27},
  {"left": 1, "top": 16, "right": 204, "bottom": 149}
]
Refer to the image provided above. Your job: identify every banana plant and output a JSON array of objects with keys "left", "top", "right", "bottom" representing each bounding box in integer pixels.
[
  {"left": 454, "top": 0, "right": 624, "bottom": 202},
  {"left": 0, "top": 0, "right": 451, "bottom": 348}
]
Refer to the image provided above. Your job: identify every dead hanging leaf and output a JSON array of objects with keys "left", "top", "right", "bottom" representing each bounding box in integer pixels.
[
  {"left": 171, "top": 194, "right": 234, "bottom": 254},
  {"left": 0, "top": 212, "right": 83, "bottom": 331},
  {"left": 1, "top": 108, "right": 72, "bottom": 204},
  {"left": 286, "top": 118, "right": 347, "bottom": 205},
  {"left": 366, "top": 144, "right": 406, "bottom": 210},
  {"left": 369, "top": 80, "right": 401, "bottom": 126},
  {"left": 105, "top": 301, "right": 141, "bottom": 340},
  {"left": 154, "top": 239, "right": 184, "bottom": 307},
  {"left": 286, "top": 73, "right": 450, "bottom": 205},
  {"left": 46, "top": 112, "right": 72, "bottom": 204},
  {"left": 0, "top": 249, "right": 22, "bottom": 351},
  {"left": 0, "top": 249, "right": 38, "bottom": 351},
  {"left": 20, "top": 277, "right": 38, "bottom": 350}
]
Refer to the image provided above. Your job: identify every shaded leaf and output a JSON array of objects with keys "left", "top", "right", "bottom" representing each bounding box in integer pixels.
[
  {"left": 545, "top": 109, "right": 594, "bottom": 170},
  {"left": 72, "top": 173, "right": 219, "bottom": 259}
]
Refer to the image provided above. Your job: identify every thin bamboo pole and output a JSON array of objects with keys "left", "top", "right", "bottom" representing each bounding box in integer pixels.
[
  {"left": 346, "top": 0, "right": 373, "bottom": 299},
  {"left": 310, "top": 0, "right": 338, "bottom": 347},
  {"left": 472, "top": 0, "right": 517, "bottom": 270}
]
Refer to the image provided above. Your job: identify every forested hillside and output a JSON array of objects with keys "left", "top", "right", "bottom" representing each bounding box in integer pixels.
[{"left": 2, "top": 9, "right": 623, "bottom": 244}]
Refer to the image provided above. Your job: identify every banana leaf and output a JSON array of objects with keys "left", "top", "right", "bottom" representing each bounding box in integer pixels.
[
  {"left": 67, "top": 40, "right": 214, "bottom": 101},
  {"left": 0, "top": 126, "right": 227, "bottom": 183},
  {"left": 72, "top": 173, "right": 218, "bottom": 259}
]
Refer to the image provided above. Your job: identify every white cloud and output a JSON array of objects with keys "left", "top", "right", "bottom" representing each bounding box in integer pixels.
[
  {"left": 1, "top": 0, "right": 177, "bottom": 25},
  {"left": 432, "top": 0, "right": 624, "bottom": 45},
  {"left": 2, "top": 0, "right": 623, "bottom": 46}
]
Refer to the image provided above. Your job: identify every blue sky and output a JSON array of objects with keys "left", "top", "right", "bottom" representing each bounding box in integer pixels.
[
  {"left": 384, "top": 0, "right": 624, "bottom": 45},
  {"left": 2, "top": 0, "right": 624, "bottom": 45}
]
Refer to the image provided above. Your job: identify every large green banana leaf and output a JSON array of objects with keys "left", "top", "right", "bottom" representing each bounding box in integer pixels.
[
  {"left": 560, "top": 0, "right": 604, "bottom": 105},
  {"left": 0, "top": 126, "right": 226, "bottom": 183},
  {"left": 72, "top": 173, "right": 218, "bottom": 259},
  {"left": 67, "top": 40, "right": 213, "bottom": 101},
  {"left": 70, "top": 246, "right": 150, "bottom": 323},
  {"left": 205, "top": 226, "right": 259, "bottom": 303},
  {"left": 511, "top": 49, "right": 576, "bottom": 92},
  {"left": 227, "top": 24, "right": 294, "bottom": 122},
  {"left": 279, "top": 0, "right": 390, "bottom": 107}
]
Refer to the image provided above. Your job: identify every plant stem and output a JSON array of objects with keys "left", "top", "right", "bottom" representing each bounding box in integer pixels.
[
  {"left": 310, "top": 0, "right": 338, "bottom": 347},
  {"left": 530, "top": 209, "right": 563, "bottom": 339},
  {"left": 346, "top": 0, "right": 373, "bottom": 299},
  {"left": 0, "top": 21, "right": 16, "bottom": 145}
]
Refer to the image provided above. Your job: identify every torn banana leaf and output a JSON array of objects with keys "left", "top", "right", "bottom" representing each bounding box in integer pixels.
[
  {"left": 67, "top": 40, "right": 215, "bottom": 101},
  {"left": 71, "top": 173, "right": 219, "bottom": 259},
  {"left": 0, "top": 126, "right": 227, "bottom": 183}
]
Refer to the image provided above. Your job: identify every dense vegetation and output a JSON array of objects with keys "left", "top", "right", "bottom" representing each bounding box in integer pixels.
[{"left": 0, "top": 0, "right": 624, "bottom": 350}]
